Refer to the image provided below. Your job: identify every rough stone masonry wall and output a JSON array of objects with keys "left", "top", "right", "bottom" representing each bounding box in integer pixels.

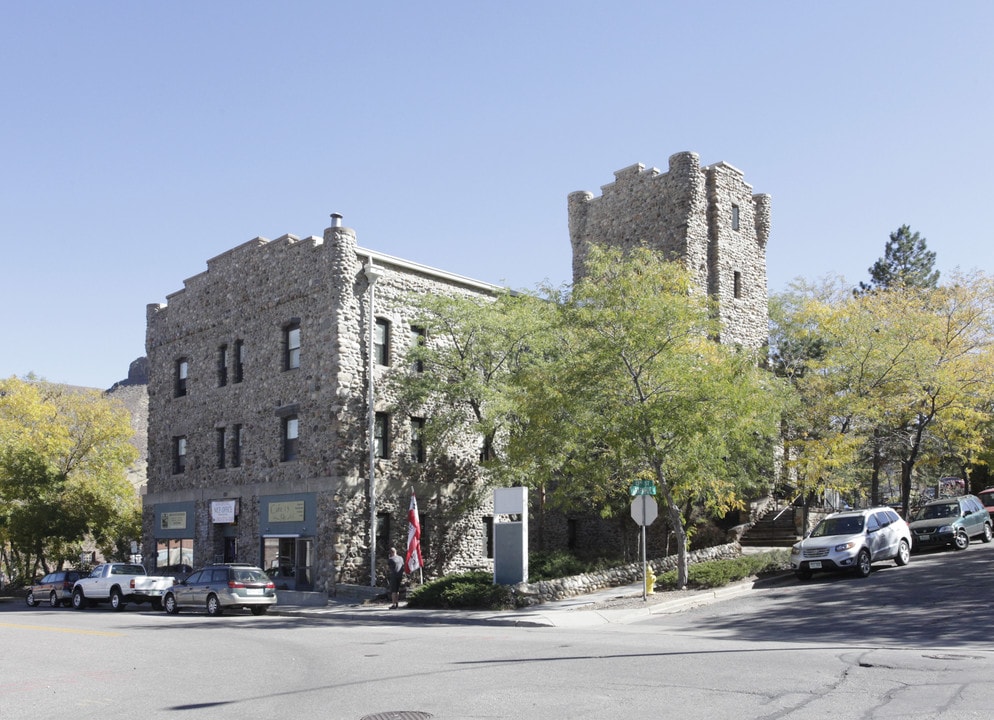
[{"left": 568, "top": 151, "right": 770, "bottom": 350}]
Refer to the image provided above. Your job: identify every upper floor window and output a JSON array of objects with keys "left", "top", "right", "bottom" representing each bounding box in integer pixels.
[
  {"left": 173, "top": 436, "right": 187, "bottom": 474},
  {"left": 374, "top": 412, "right": 390, "bottom": 459},
  {"left": 218, "top": 345, "right": 228, "bottom": 387},
  {"left": 216, "top": 428, "right": 226, "bottom": 469},
  {"left": 410, "top": 417, "right": 426, "bottom": 463},
  {"left": 175, "top": 359, "right": 188, "bottom": 397},
  {"left": 232, "top": 424, "right": 243, "bottom": 468},
  {"left": 233, "top": 340, "right": 245, "bottom": 383},
  {"left": 410, "top": 325, "right": 426, "bottom": 373},
  {"left": 284, "top": 322, "right": 301, "bottom": 371},
  {"left": 733, "top": 271, "right": 742, "bottom": 299},
  {"left": 374, "top": 318, "right": 390, "bottom": 366},
  {"left": 731, "top": 204, "right": 740, "bottom": 231},
  {"left": 282, "top": 416, "right": 299, "bottom": 462}
]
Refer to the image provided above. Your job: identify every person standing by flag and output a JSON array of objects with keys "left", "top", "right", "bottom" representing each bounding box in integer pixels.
[{"left": 386, "top": 547, "right": 404, "bottom": 609}]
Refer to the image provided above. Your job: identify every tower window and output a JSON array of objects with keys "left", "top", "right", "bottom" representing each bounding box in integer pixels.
[
  {"left": 734, "top": 271, "right": 743, "bottom": 299},
  {"left": 233, "top": 340, "right": 245, "bottom": 383},
  {"left": 175, "top": 359, "right": 188, "bottom": 397},
  {"left": 731, "top": 204, "right": 740, "bottom": 231},
  {"left": 284, "top": 322, "right": 301, "bottom": 370}
]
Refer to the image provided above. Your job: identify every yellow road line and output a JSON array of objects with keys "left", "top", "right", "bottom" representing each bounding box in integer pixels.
[{"left": 0, "top": 622, "right": 123, "bottom": 637}]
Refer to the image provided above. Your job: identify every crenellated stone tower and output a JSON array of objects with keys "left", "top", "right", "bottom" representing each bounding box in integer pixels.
[{"left": 568, "top": 151, "right": 770, "bottom": 349}]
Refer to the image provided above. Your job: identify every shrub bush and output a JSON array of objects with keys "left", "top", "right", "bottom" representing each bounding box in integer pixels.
[
  {"left": 528, "top": 551, "right": 620, "bottom": 581},
  {"left": 406, "top": 571, "right": 515, "bottom": 610}
]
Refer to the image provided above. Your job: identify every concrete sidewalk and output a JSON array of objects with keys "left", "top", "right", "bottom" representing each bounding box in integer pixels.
[{"left": 271, "top": 575, "right": 780, "bottom": 628}]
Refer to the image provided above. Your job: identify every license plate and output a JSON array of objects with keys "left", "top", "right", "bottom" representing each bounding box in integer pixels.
[
  {"left": 808, "top": 561, "right": 822, "bottom": 569},
  {"left": 245, "top": 588, "right": 263, "bottom": 596},
  {"left": 917, "top": 535, "right": 928, "bottom": 542}
]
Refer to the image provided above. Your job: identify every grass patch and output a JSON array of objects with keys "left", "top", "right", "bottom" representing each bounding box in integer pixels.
[{"left": 528, "top": 551, "right": 620, "bottom": 581}]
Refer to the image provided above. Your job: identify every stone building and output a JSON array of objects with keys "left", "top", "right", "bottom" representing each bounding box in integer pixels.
[
  {"left": 143, "top": 219, "right": 501, "bottom": 591},
  {"left": 142, "top": 151, "right": 770, "bottom": 591}
]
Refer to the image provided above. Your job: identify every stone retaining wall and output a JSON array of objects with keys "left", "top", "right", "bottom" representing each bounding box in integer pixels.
[{"left": 513, "top": 542, "right": 742, "bottom": 605}]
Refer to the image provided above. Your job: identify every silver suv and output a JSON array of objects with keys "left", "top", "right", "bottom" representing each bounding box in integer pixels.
[
  {"left": 790, "top": 507, "right": 912, "bottom": 580},
  {"left": 162, "top": 564, "right": 277, "bottom": 616}
]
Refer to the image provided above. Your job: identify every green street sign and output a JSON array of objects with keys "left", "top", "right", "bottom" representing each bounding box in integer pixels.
[{"left": 629, "top": 480, "right": 657, "bottom": 496}]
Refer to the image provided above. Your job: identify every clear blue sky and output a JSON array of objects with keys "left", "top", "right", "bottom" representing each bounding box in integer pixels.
[{"left": 3, "top": 2, "right": 992, "bottom": 389}]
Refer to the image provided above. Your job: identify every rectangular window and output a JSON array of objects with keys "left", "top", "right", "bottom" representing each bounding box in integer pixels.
[
  {"left": 283, "top": 416, "right": 299, "bottom": 462},
  {"left": 374, "top": 318, "right": 390, "bottom": 366},
  {"left": 484, "top": 516, "right": 494, "bottom": 559},
  {"left": 376, "top": 512, "right": 391, "bottom": 555},
  {"left": 232, "top": 424, "right": 242, "bottom": 467},
  {"left": 285, "top": 323, "right": 301, "bottom": 370},
  {"left": 175, "top": 359, "right": 188, "bottom": 397},
  {"left": 410, "top": 325, "right": 426, "bottom": 373},
  {"left": 734, "top": 271, "right": 742, "bottom": 299},
  {"left": 410, "top": 417, "right": 426, "bottom": 463},
  {"left": 419, "top": 514, "right": 430, "bottom": 559},
  {"left": 233, "top": 340, "right": 244, "bottom": 383},
  {"left": 374, "top": 412, "right": 390, "bottom": 459},
  {"left": 218, "top": 345, "right": 228, "bottom": 387},
  {"left": 173, "top": 436, "right": 187, "bottom": 474},
  {"left": 216, "top": 428, "right": 226, "bottom": 469},
  {"left": 731, "top": 204, "right": 740, "bottom": 231}
]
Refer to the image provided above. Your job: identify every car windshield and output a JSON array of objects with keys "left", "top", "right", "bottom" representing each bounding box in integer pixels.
[
  {"left": 978, "top": 492, "right": 994, "bottom": 507},
  {"left": 914, "top": 503, "right": 958, "bottom": 521},
  {"left": 812, "top": 516, "right": 864, "bottom": 537}
]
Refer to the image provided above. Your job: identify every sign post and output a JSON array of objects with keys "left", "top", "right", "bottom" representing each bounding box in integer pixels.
[{"left": 629, "top": 482, "right": 658, "bottom": 601}]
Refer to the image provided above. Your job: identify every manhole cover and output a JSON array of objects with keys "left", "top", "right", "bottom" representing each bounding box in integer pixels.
[{"left": 361, "top": 713, "right": 433, "bottom": 720}]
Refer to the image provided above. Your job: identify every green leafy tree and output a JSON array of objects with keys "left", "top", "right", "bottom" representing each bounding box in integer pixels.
[
  {"left": 777, "top": 272, "right": 994, "bottom": 515},
  {"left": 856, "top": 224, "right": 939, "bottom": 294},
  {"left": 0, "top": 377, "right": 139, "bottom": 583},
  {"left": 387, "top": 290, "right": 555, "bottom": 572},
  {"left": 508, "top": 247, "right": 787, "bottom": 587}
]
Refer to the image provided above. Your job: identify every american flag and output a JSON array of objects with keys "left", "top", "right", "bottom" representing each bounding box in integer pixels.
[{"left": 405, "top": 492, "right": 423, "bottom": 573}]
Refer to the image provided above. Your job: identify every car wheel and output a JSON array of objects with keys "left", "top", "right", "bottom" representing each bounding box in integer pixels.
[
  {"left": 206, "top": 594, "right": 223, "bottom": 617},
  {"left": 25, "top": 592, "right": 37, "bottom": 607},
  {"left": 250, "top": 606, "right": 268, "bottom": 616},
  {"left": 50, "top": 590, "right": 61, "bottom": 607},
  {"left": 953, "top": 529, "right": 970, "bottom": 551},
  {"left": 895, "top": 539, "right": 911, "bottom": 566},
  {"left": 982, "top": 524, "right": 993, "bottom": 543},
  {"left": 164, "top": 593, "right": 179, "bottom": 615},
  {"left": 795, "top": 569, "right": 813, "bottom": 581},
  {"left": 855, "top": 549, "right": 872, "bottom": 578},
  {"left": 72, "top": 588, "right": 86, "bottom": 610},
  {"left": 110, "top": 588, "right": 126, "bottom": 611}
]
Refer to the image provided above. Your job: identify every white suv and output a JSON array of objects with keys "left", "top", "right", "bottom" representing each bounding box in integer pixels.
[{"left": 790, "top": 507, "right": 912, "bottom": 580}]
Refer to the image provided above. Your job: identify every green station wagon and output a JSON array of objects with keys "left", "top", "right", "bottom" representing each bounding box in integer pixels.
[{"left": 908, "top": 494, "right": 993, "bottom": 551}]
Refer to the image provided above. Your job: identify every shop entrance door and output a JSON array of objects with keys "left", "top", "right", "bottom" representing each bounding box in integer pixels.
[{"left": 262, "top": 536, "right": 314, "bottom": 591}]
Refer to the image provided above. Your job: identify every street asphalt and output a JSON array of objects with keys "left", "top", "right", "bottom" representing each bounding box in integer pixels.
[{"left": 271, "top": 574, "right": 783, "bottom": 628}]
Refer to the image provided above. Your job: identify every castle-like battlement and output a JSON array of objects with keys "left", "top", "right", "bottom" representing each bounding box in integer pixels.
[{"left": 569, "top": 151, "right": 770, "bottom": 350}]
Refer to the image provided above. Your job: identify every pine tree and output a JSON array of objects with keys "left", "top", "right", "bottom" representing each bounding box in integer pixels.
[{"left": 856, "top": 225, "right": 939, "bottom": 294}]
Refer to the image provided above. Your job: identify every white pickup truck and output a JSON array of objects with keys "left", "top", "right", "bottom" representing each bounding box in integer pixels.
[{"left": 71, "top": 563, "right": 177, "bottom": 611}]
